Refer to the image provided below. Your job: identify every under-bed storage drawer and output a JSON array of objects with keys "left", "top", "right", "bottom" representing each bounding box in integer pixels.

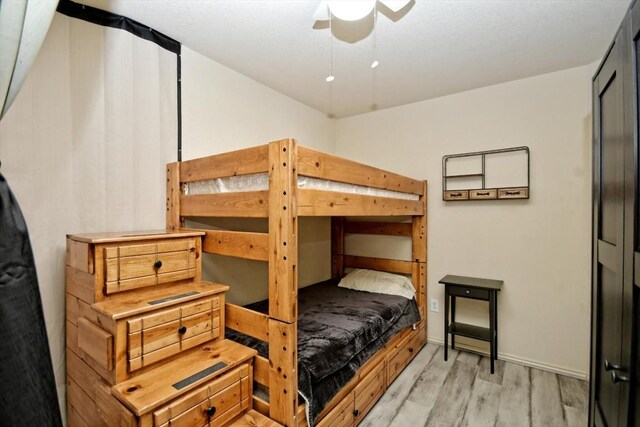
[
  {"left": 153, "top": 364, "right": 251, "bottom": 427},
  {"left": 128, "top": 297, "right": 221, "bottom": 372},
  {"left": 387, "top": 324, "right": 426, "bottom": 386},
  {"left": 104, "top": 238, "right": 198, "bottom": 294},
  {"left": 316, "top": 391, "right": 354, "bottom": 427},
  {"left": 353, "top": 361, "right": 386, "bottom": 424}
]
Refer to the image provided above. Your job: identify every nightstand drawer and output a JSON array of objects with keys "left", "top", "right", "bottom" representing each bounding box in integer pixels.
[
  {"left": 443, "top": 190, "right": 469, "bottom": 201},
  {"left": 470, "top": 189, "right": 497, "bottom": 200},
  {"left": 449, "top": 286, "right": 489, "bottom": 300},
  {"left": 104, "top": 238, "right": 197, "bottom": 294}
]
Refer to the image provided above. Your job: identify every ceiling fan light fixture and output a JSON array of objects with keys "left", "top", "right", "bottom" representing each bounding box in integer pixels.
[
  {"left": 327, "top": 1, "right": 375, "bottom": 21},
  {"left": 313, "top": 0, "right": 411, "bottom": 22}
]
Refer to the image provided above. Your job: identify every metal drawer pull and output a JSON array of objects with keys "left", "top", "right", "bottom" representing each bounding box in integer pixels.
[
  {"left": 154, "top": 260, "right": 163, "bottom": 269},
  {"left": 353, "top": 409, "right": 360, "bottom": 417},
  {"left": 477, "top": 192, "right": 490, "bottom": 196},
  {"left": 465, "top": 289, "right": 470, "bottom": 294},
  {"left": 505, "top": 191, "right": 520, "bottom": 195},
  {"left": 408, "top": 347, "right": 414, "bottom": 353},
  {"left": 611, "top": 371, "right": 630, "bottom": 384},
  {"left": 604, "top": 359, "right": 627, "bottom": 372},
  {"left": 451, "top": 193, "right": 462, "bottom": 197},
  {"left": 178, "top": 326, "right": 187, "bottom": 335}
]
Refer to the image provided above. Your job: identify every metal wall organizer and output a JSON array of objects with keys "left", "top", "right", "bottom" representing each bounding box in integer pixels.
[{"left": 442, "top": 146, "right": 530, "bottom": 201}]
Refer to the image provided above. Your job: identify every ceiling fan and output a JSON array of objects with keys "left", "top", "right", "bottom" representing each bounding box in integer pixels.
[{"left": 313, "top": 0, "right": 412, "bottom": 22}]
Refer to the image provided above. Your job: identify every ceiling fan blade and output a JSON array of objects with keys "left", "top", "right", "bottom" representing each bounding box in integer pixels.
[
  {"left": 378, "top": 0, "right": 411, "bottom": 13},
  {"left": 313, "top": 1, "right": 330, "bottom": 21}
]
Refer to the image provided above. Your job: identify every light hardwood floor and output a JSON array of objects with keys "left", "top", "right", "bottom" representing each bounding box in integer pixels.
[{"left": 362, "top": 343, "right": 588, "bottom": 427}]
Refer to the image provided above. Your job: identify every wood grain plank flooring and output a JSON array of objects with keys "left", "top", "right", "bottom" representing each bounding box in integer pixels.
[
  {"left": 361, "top": 343, "right": 439, "bottom": 427},
  {"left": 360, "top": 343, "right": 588, "bottom": 427},
  {"left": 531, "top": 368, "right": 565, "bottom": 427}
]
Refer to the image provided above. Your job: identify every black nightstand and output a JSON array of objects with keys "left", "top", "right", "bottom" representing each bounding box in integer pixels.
[{"left": 439, "top": 274, "right": 503, "bottom": 373}]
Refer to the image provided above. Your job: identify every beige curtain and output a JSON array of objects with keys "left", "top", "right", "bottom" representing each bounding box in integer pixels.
[{"left": 0, "top": 12, "right": 178, "bottom": 416}]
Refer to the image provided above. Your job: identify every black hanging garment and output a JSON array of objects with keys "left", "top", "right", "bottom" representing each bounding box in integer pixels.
[{"left": 0, "top": 172, "right": 62, "bottom": 426}]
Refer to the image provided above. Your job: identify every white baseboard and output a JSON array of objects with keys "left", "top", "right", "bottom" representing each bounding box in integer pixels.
[{"left": 427, "top": 336, "right": 589, "bottom": 381}]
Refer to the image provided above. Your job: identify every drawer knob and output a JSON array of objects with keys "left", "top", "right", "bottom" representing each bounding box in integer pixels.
[
  {"left": 465, "top": 289, "right": 470, "bottom": 294},
  {"left": 154, "top": 260, "right": 163, "bottom": 269},
  {"left": 353, "top": 409, "right": 360, "bottom": 417},
  {"left": 408, "top": 347, "right": 414, "bottom": 353},
  {"left": 178, "top": 326, "right": 187, "bottom": 335},
  {"left": 207, "top": 406, "right": 217, "bottom": 417}
]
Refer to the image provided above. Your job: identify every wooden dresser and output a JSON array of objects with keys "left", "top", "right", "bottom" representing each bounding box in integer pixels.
[{"left": 65, "top": 230, "right": 278, "bottom": 427}]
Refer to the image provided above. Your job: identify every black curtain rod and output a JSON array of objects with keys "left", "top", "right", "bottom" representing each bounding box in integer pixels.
[{"left": 56, "top": 0, "right": 183, "bottom": 160}]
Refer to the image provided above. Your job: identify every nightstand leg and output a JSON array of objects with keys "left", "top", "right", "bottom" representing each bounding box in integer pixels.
[
  {"left": 444, "top": 287, "right": 449, "bottom": 361},
  {"left": 489, "top": 291, "right": 496, "bottom": 374},
  {"left": 494, "top": 292, "right": 499, "bottom": 357},
  {"left": 451, "top": 295, "right": 456, "bottom": 350}
]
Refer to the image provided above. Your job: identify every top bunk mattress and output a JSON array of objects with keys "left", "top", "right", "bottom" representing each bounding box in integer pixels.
[
  {"left": 225, "top": 279, "right": 420, "bottom": 426},
  {"left": 182, "top": 173, "right": 420, "bottom": 201}
]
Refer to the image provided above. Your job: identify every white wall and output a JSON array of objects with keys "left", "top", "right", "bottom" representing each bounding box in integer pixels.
[
  {"left": 181, "top": 46, "right": 335, "bottom": 159},
  {"left": 181, "top": 47, "right": 336, "bottom": 305},
  {"left": 335, "top": 63, "right": 594, "bottom": 378},
  {"left": 0, "top": 13, "right": 178, "bottom": 417}
]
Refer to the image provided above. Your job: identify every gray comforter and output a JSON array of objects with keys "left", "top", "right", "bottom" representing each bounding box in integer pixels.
[{"left": 226, "top": 279, "right": 421, "bottom": 426}]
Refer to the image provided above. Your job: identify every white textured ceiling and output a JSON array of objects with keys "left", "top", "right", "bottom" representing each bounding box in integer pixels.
[{"left": 81, "top": 0, "right": 630, "bottom": 118}]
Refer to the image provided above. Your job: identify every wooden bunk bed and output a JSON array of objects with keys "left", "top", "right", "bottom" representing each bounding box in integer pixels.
[{"left": 166, "top": 139, "right": 428, "bottom": 427}]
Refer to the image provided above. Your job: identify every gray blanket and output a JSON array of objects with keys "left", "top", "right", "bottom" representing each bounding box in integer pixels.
[{"left": 226, "top": 279, "right": 420, "bottom": 426}]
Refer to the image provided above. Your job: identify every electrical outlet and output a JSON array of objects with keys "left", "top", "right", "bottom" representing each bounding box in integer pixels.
[{"left": 430, "top": 298, "right": 439, "bottom": 312}]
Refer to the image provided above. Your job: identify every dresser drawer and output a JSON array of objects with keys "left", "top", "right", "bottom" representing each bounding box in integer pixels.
[
  {"left": 128, "top": 297, "right": 221, "bottom": 372},
  {"left": 104, "top": 238, "right": 197, "bottom": 294},
  {"left": 497, "top": 187, "right": 528, "bottom": 199},
  {"left": 153, "top": 364, "right": 251, "bottom": 427},
  {"left": 449, "top": 286, "right": 489, "bottom": 300},
  {"left": 443, "top": 190, "right": 469, "bottom": 201},
  {"left": 470, "top": 189, "right": 497, "bottom": 200}
]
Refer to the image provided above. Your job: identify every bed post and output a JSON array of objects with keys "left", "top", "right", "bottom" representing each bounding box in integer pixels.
[
  {"left": 268, "top": 139, "right": 299, "bottom": 427},
  {"left": 331, "top": 217, "right": 345, "bottom": 279},
  {"left": 412, "top": 181, "right": 428, "bottom": 321},
  {"left": 166, "top": 162, "right": 182, "bottom": 231}
]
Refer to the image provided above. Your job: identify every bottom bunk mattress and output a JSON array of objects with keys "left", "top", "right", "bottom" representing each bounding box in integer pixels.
[{"left": 225, "top": 279, "right": 421, "bottom": 426}]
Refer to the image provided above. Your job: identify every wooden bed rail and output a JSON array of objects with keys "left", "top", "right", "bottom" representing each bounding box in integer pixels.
[
  {"left": 179, "top": 144, "right": 270, "bottom": 183},
  {"left": 343, "top": 255, "right": 414, "bottom": 275},
  {"left": 344, "top": 221, "right": 412, "bottom": 237},
  {"left": 226, "top": 303, "right": 269, "bottom": 341},
  {"left": 187, "top": 228, "right": 269, "bottom": 261},
  {"left": 297, "top": 147, "right": 424, "bottom": 196}
]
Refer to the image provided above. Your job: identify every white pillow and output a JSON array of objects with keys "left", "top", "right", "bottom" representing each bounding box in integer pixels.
[{"left": 338, "top": 269, "right": 416, "bottom": 300}]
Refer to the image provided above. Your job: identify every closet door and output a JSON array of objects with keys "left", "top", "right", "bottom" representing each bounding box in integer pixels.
[
  {"left": 591, "top": 26, "right": 631, "bottom": 427},
  {"left": 631, "top": 3, "right": 640, "bottom": 424}
]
